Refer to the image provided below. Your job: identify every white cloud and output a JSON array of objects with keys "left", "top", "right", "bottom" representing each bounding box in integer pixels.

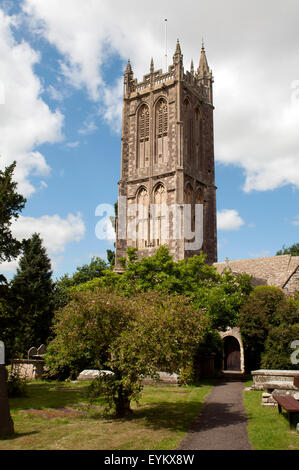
[
  {"left": 0, "top": 258, "right": 19, "bottom": 273},
  {"left": 78, "top": 119, "right": 98, "bottom": 135},
  {"left": 66, "top": 141, "right": 80, "bottom": 148},
  {"left": 47, "top": 84, "right": 64, "bottom": 102},
  {"left": 39, "top": 180, "right": 48, "bottom": 189},
  {"left": 22, "top": 0, "right": 165, "bottom": 129},
  {"left": 292, "top": 215, "right": 299, "bottom": 226},
  {"left": 11, "top": 213, "right": 86, "bottom": 254},
  {"left": 217, "top": 209, "right": 245, "bottom": 231},
  {"left": 22, "top": 0, "right": 299, "bottom": 192},
  {"left": 0, "top": 8, "right": 64, "bottom": 196},
  {"left": 248, "top": 250, "right": 271, "bottom": 259},
  {"left": 0, "top": 212, "right": 86, "bottom": 274}
]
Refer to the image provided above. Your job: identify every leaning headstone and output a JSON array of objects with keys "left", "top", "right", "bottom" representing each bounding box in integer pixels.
[
  {"left": 37, "top": 345, "right": 46, "bottom": 356},
  {"left": 28, "top": 347, "right": 37, "bottom": 359},
  {"left": 0, "top": 342, "right": 14, "bottom": 437}
]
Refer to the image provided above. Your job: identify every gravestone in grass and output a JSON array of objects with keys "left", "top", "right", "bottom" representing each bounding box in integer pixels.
[{"left": 0, "top": 341, "right": 14, "bottom": 437}]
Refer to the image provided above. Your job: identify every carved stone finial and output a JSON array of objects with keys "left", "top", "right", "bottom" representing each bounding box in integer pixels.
[
  {"left": 175, "top": 38, "right": 181, "bottom": 55},
  {"left": 150, "top": 57, "right": 154, "bottom": 73},
  {"left": 197, "top": 42, "right": 210, "bottom": 76},
  {"left": 125, "top": 59, "right": 132, "bottom": 75},
  {"left": 173, "top": 39, "right": 183, "bottom": 69}
]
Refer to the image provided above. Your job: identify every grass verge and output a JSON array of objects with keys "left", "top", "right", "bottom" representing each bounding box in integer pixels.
[
  {"left": 244, "top": 381, "right": 299, "bottom": 450},
  {"left": 0, "top": 380, "right": 213, "bottom": 450}
]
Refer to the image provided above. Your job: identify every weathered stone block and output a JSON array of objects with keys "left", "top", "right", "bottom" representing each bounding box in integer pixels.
[
  {"left": 77, "top": 370, "right": 114, "bottom": 382},
  {"left": 10, "top": 359, "right": 44, "bottom": 381}
]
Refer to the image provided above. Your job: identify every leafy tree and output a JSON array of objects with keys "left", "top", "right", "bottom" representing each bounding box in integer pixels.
[
  {"left": 0, "top": 161, "right": 26, "bottom": 360},
  {"left": 261, "top": 295, "right": 299, "bottom": 370},
  {"left": 46, "top": 247, "right": 253, "bottom": 400},
  {"left": 45, "top": 287, "right": 210, "bottom": 417},
  {"left": 106, "top": 249, "right": 115, "bottom": 267},
  {"left": 53, "top": 256, "right": 108, "bottom": 310},
  {"left": 0, "top": 161, "right": 26, "bottom": 265},
  {"left": 79, "top": 246, "right": 253, "bottom": 330},
  {"left": 276, "top": 243, "right": 299, "bottom": 256},
  {"left": 57, "top": 257, "right": 107, "bottom": 289},
  {"left": 9, "top": 233, "right": 54, "bottom": 356},
  {"left": 239, "top": 286, "right": 290, "bottom": 371}
]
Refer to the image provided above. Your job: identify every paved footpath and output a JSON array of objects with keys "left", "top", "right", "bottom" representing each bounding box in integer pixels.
[{"left": 178, "top": 379, "right": 252, "bottom": 450}]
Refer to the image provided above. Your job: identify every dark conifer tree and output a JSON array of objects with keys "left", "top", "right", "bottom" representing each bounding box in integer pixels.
[{"left": 10, "top": 233, "right": 54, "bottom": 355}]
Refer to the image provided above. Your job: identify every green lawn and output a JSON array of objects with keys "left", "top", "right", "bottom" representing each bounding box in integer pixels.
[
  {"left": 244, "top": 382, "right": 299, "bottom": 450},
  {"left": 0, "top": 380, "right": 214, "bottom": 450}
]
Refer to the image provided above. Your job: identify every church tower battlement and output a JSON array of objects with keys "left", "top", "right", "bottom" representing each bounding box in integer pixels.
[{"left": 115, "top": 40, "right": 217, "bottom": 266}]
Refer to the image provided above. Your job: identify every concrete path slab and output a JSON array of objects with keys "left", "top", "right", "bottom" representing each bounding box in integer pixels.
[{"left": 178, "top": 379, "right": 252, "bottom": 450}]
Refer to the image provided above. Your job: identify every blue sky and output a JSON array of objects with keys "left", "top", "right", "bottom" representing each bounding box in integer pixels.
[{"left": 0, "top": 0, "right": 298, "bottom": 280}]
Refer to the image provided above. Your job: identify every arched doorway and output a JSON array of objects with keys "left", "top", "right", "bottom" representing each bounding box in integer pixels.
[{"left": 223, "top": 336, "right": 241, "bottom": 371}]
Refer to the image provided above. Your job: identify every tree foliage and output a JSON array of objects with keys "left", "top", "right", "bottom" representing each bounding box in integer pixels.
[
  {"left": 261, "top": 295, "right": 299, "bottom": 370},
  {"left": 0, "top": 161, "right": 26, "bottom": 265},
  {"left": 9, "top": 233, "right": 54, "bottom": 357},
  {"left": 53, "top": 256, "right": 108, "bottom": 310},
  {"left": 276, "top": 243, "right": 299, "bottom": 256},
  {"left": 71, "top": 246, "right": 253, "bottom": 331},
  {"left": 106, "top": 249, "right": 115, "bottom": 267},
  {"left": 45, "top": 287, "right": 210, "bottom": 416},
  {"left": 239, "top": 286, "right": 299, "bottom": 371},
  {"left": 56, "top": 256, "right": 108, "bottom": 289}
]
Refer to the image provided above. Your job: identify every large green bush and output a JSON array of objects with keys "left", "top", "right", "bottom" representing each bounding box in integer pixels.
[
  {"left": 261, "top": 296, "right": 299, "bottom": 370},
  {"left": 239, "top": 286, "right": 299, "bottom": 371},
  {"left": 45, "top": 287, "right": 210, "bottom": 416},
  {"left": 68, "top": 247, "right": 253, "bottom": 331}
]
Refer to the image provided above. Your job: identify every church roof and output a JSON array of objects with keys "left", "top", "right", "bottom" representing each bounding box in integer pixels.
[{"left": 213, "top": 255, "right": 299, "bottom": 289}]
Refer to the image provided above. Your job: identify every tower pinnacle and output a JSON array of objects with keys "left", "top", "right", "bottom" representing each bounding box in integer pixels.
[
  {"left": 125, "top": 59, "right": 133, "bottom": 75},
  {"left": 175, "top": 38, "right": 181, "bottom": 55},
  {"left": 198, "top": 41, "right": 210, "bottom": 76},
  {"left": 173, "top": 39, "right": 183, "bottom": 71},
  {"left": 150, "top": 57, "right": 154, "bottom": 73}
]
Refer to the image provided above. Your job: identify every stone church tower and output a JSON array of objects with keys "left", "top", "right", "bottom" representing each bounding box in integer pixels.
[{"left": 115, "top": 40, "right": 217, "bottom": 266}]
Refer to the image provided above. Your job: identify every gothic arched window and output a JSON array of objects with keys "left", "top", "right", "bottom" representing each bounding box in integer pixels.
[
  {"left": 138, "top": 104, "right": 150, "bottom": 169},
  {"left": 194, "top": 107, "right": 202, "bottom": 170},
  {"left": 152, "top": 183, "right": 167, "bottom": 246},
  {"left": 184, "top": 98, "right": 192, "bottom": 164},
  {"left": 136, "top": 187, "right": 149, "bottom": 248},
  {"left": 184, "top": 183, "right": 195, "bottom": 234},
  {"left": 155, "top": 99, "right": 168, "bottom": 164}
]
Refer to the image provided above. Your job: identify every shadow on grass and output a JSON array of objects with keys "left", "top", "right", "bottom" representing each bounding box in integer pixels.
[
  {"left": 277, "top": 411, "right": 299, "bottom": 430},
  {"left": 0, "top": 431, "right": 38, "bottom": 441},
  {"left": 108, "top": 380, "right": 218, "bottom": 433},
  {"left": 9, "top": 382, "right": 92, "bottom": 412},
  {"left": 131, "top": 401, "right": 207, "bottom": 433},
  {"left": 9, "top": 380, "right": 217, "bottom": 435},
  {"left": 129, "top": 378, "right": 251, "bottom": 434}
]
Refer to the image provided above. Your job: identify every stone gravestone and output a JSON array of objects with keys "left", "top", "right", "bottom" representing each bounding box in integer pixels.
[{"left": 0, "top": 341, "right": 14, "bottom": 437}]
